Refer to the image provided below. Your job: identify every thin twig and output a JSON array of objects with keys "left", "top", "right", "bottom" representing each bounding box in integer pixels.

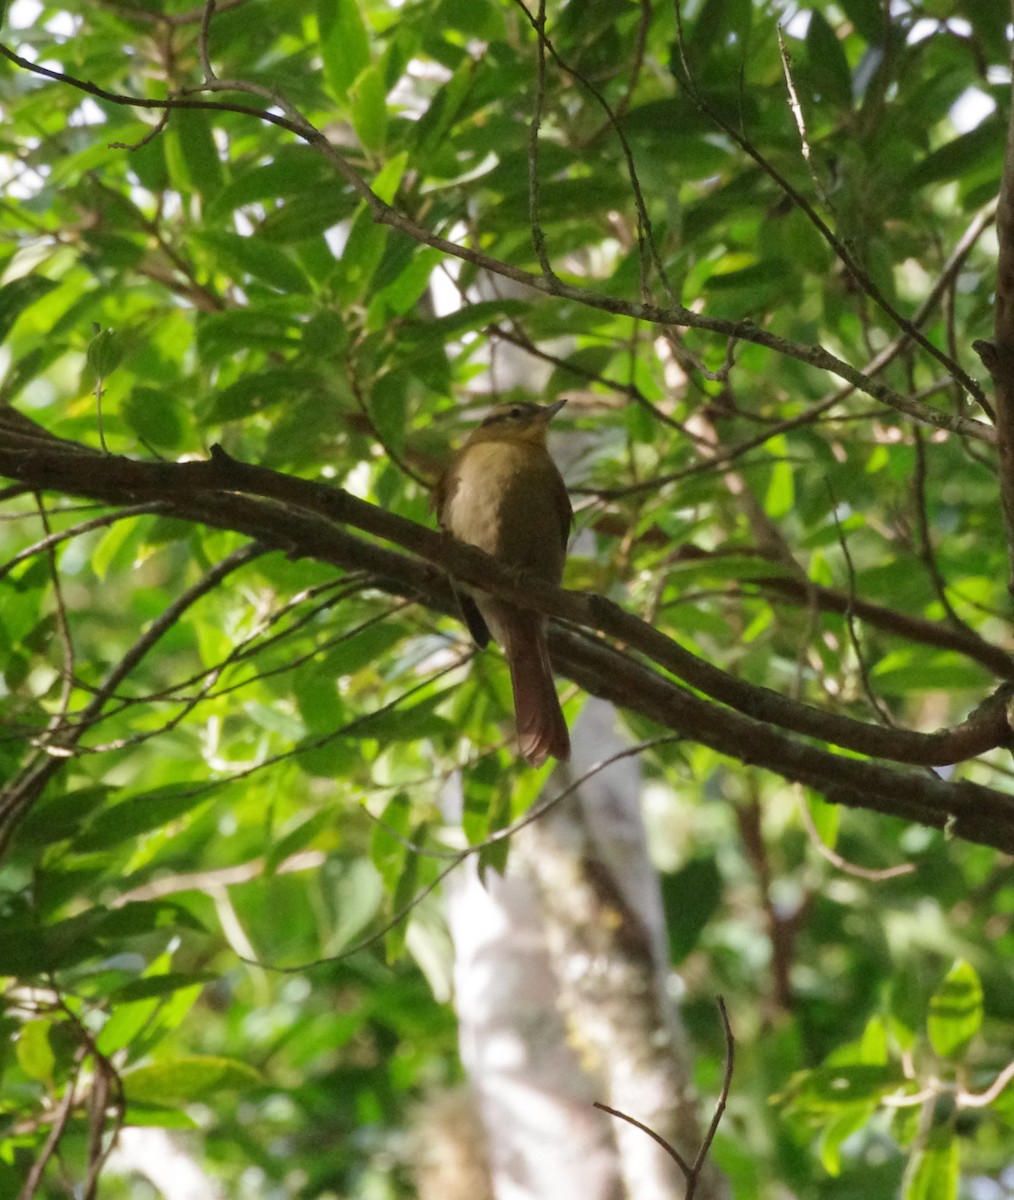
[
  {"left": 487, "top": 321, "right": 704, "bottom": 440},
  {"left": 512, "top": 0, "right": 674, "bottom": 305},
  {"left": 691, "top": 996, "right": 735, "bottom": 1194},
  {"left": 796, "top": 786, "right": 916, "bottom": 881},
  {"left": 15, "top": 1047, "right": 86, "bottom": 1200},
  {"left": 527, "top": 0, "right": 555, "bottom": 280},
  {"left": 911, "top": 426, "right": 967, "bottom": 630},
  {"left": 827, "top": 482, "right": 896, "bottom": 727},
  {"left": 198, "top": 0, "right": 217, "bottom": 82},
  {"left": 0, "top": 504, "right": 165, "bottom": 582},
  {"left": 594, "top": 1101, "right": 692, "bottom": 1175},
  {"left": 594, "top": 996, "right": 735, "bottom": 1199},
  {"left": 777, "top": 26, "right": 835, "bottom": 214},
  {"left": 348, "top": 363, "right": 431, "bottom": 488},
  {"left": 34, "top": 494, "right": 76, "bottom": 729},
  {"left": 958, "top": 1057, "right": 1014, "bottom": 1108}
]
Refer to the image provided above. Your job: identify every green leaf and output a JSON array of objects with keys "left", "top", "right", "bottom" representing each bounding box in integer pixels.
[
  {"left": 476, "top": 784, "right": 511, "bottom": 878},
  {"left": 294, "top": 733, "right": 363, "bottom": 778},
  {"left": 165, "top": 109, "right": 224, "bottom": 197},
  {"left": 317, "top": 0, "right": 371, "bottom": 102},
  {"left": 302, "top": 309, "right": 350, "bottom": 356},
  {"left": 0, "top": 909, "right": 107, "bottom": 975},
  {"left": 99, "top": 901, "right": 207, "bottom": 939},
  {"left": 207, "top": 150, "right": 333, "bottom": 219},
  {"left": 662, "top": 857, "right": 722, "bottom": 963},
  {"left": 208, "top": 367, "right": 323, "bottom": 421},
  {"left": 196, "top": 309, "right": 300, "bottom": 358},
  {"left": 258, "top": 184, "right": 357, "bottom": 242},
  {"left": 927, "top": 959, "right": 982, "bottom": 1059},
  {"left": 122, "top": 1056, "right": 263, "bottom": 1106},
  {"left": 320, "top": 621, "right": 406, "bottom": 680},
  {"left": 263, "top": 809, "right": 333, "bottom": 875},
  {"left": 0, "top": 275, "right": 58, "bottom": 344},
  {"left": 91, "top": 515, "right": 142, "bottom": 581},
  {"left": 400, "top": 298, "right": 529, "bottom": 343},
  {"left": 839, "top": 0, "right": 887, "bottom": 43},
  {"left": 461, "top": 754, "right": 501, "bottom": 846},
  {"left": 859, "top": 1015, "right": 889, "bottom": 1065},
  {"left": 14, "top": 786, "right": 114, "bottom": 848},
  {"left": 370, "top": 792, "right": 411, "bottom": 889},
  {"left": 122, "top": 1105, "right": 199, "bottom": 1130},
  {"left": 806, "top": 10, "right": 852, "bottom": 108},
  {"left": 412, "top": 57, "right": 476, "bottom": 157},
  {"left": 664, "top": 553, "right": 798, "bottom": 586},
  {"left": 870, "top": 653, "right": 989, "bottom": 693},
  {"left": 371, "top": 151, "right": 408, "bottom": 204},
  {"left": 333, "top": 205, "right": 388, "bottom": 300},
  {"left": 365, "top": 369, "right": 408, "bottom": 448},
  {"left": 76, "top": 786, "right": 212, "bottom": 852},
  {"left": 130, "top": 982, "right": 204, "bottom": 1059},
  {"left": 85, "top": 326, "right": 125, "bottom": 378},
  {"left": 97, "top": 993, "right": 162, "bottom": 1056},
  {"left": 905, "top": 1127, "right": 958, "bottom": 1200},
  {"left": 820, "top": 1104, "right": 877, "bottom": 1175},
  {"left": 906, "top": 115, "right": 1005, "bottom": 189},
  {"left": 15, "top": 1019, "right": 55, "bottom": 1082},
  {"left": 765, "top": 454, "right": 794, "bottom": 519},
  {"left": 350, "top": 65, "right": 388, "bottom": 152},
  {"left": 385, "top": 831, "right": 420, "bottom": 962},
  {"left": 123, "top": 386, "right": 185, "bottom": 449},
  {"left": 686, "top": 0, "right": 753, "bottom": 69},
  {"left": 111, "top": 973, "right": 215, "bottom": 1003},
  {"left": 294, "top": 668, "right": 346, "bottom": 735},
  {"left": 805, "top": 791, "right": 840, "bottom": 848},
  {"left": 376, "top": 247, "right": 444, "bottom": 316},
  {"left": 193, "top": 232, "right": 311, "bottom": 294},
  {"left": 351, "top": 690, "right": 453, "bottom": 741},
  {"left": 326, "top": 857, "right": 384, "bottom": 952},
  {"left": 789, "top": 1063, "right": 902, "bottom": 1109}
]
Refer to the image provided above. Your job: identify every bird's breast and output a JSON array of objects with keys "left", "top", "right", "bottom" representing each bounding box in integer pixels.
[{"left": 441, "top": 441, "right": 566, "bottom": 583}]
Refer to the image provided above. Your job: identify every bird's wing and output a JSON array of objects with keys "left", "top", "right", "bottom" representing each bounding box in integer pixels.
[
  {"left": 552, "top": 469, "right": 573, "bottom": 553},
  {"left": 432, "top": 460, "right": 492, "bottom": 648}
]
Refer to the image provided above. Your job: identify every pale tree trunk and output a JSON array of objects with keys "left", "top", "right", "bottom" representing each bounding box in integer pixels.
[{"left": 441, "top": 698, "right": 729, "bottom": 1200}]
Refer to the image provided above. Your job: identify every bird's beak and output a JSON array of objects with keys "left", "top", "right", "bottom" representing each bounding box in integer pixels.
[{"left": 541, "top": 398, "right": 568, "bottom": 421}]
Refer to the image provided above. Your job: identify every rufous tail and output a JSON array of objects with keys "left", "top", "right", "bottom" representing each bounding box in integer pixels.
[{"left": 501, "top": 612, "right": 570, "bottom": 767}]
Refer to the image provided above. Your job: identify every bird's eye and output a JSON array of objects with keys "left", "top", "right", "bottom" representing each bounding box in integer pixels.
[{"left": 508, "top": 406, "right": 524, "bottom": 419}]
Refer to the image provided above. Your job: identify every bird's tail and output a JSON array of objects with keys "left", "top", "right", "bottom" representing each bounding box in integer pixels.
[{"left": 501, "top": 612, "right": 570, "bottom": 767}]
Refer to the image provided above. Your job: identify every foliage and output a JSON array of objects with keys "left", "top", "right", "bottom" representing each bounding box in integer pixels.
[{"left": 0, "top": 0, "right": 1013, "bottom": 1197}]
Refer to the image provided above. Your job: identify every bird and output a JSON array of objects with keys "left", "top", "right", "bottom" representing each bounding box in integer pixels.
[{"left": 433, "top": 399, "right": 572, "bottom": 766}]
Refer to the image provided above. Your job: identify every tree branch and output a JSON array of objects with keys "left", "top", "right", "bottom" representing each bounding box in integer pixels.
[{"left": 4, "top": 419, "right": 1014, "bottom": 852}]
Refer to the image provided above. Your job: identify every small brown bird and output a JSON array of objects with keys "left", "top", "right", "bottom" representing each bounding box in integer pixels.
[{"left": 433, "top": 399, "right": 572, "bottom": 766}]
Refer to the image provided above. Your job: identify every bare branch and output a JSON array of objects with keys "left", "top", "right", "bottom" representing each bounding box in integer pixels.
[
  {"left": 594, "top": 996, "right": 735, "bottom": 1199},
  {"left": 796, "top": 787, "right": 916, "bottom": 881}
]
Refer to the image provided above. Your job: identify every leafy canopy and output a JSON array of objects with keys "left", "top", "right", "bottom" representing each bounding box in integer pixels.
[{"left": 0, "top": 0, "right": 1013, "bottom": 1197}]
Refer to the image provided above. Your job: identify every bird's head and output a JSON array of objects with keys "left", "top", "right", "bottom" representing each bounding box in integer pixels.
[{"left": 465, "top": 398, "right": 568, "bottom": 447}]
